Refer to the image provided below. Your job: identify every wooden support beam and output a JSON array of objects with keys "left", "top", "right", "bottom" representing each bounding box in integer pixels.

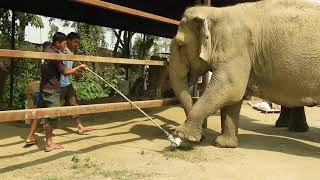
[
  {"left": 0, "top": 98, "right": 178, "bottom": 123},
  {"left": 9, "top": 10, "right": 16, "bottom": 108},
  {"left": 72, "top": 0, "right": 180, "bottom": 26},
  {"left": 0, "top": 49, "right": 167, "bottom": 66}
]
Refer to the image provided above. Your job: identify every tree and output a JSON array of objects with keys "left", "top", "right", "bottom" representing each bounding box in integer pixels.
[
  {"left": 0, "top": 9, "right": 43, "bottom": 108},
  {"left": 151, "top": 37, "right": 171, "bottom": 55},
  {"left": 48, "top": 23, "right": 58, "bottom": 40},
  {"left": 0, "top": 9, "right": 43, "bottom": 43},
  {"left": 74, "top": 22, "right": 106, "bottom": 56},
  {"left": 111, "top": 30, "right": 135, "bottom": 80},
  {"left": 112, "top": 29, "right": 135, "bottom": 58},
  {"left": 132, "top": 34, "right": 158, "bottom": 59}
]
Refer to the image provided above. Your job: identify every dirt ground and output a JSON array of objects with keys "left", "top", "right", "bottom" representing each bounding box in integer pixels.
[{"left": 0, "top": 100, "right": 319, "bottom": 180}]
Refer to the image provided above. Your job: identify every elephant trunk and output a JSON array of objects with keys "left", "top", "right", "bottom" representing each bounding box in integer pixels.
[{"left": 169, "top": 39, "right": 193, "bottom": 115}]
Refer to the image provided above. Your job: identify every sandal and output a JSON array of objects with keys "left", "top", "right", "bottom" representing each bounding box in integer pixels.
[{"left": 25, "top": 139, "right": 37, "bottom": 146}]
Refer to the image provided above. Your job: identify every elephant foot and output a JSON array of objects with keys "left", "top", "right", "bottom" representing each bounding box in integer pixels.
[
  {"left": 288, "top": 107, "right": 309, "bottom": 132},
  {"left": 288, "top": 120, "right": 309, "bottom": 132},
  {"left": 275, "top": 106, "right": 289, "bottom": 127},
  {"left": 275, "top": 118, "right": 288, "bottom": 127},
  {"left": 213, "top": 134, "right": 238, "bottom": 148},
  {"left": 174, "top": 122, "right": 202, "bottom": 142}
]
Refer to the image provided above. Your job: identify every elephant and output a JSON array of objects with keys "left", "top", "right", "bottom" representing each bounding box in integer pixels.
[
  {"left": 169, "top": 0, "right": 320, "bottom": 148},
  {"left": 275, "top": 106, "right": 309, "bottom": 132}
]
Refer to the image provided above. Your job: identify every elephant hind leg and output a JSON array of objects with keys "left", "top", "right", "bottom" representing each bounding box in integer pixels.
[
  {"left": 213, "top": 101, "right": 241, "bottom": 148},
  {"left": 275, "top": 106, "right": 309, "bottom": 132},
  {"left": 288, "top": 107, "right": 309, "bottom": 132},
  {"left": 275, "top": 106, "right": 290, "bottom": 127},
  {"left": 220, "top": 108, "right": 226, "bottom": 134}
]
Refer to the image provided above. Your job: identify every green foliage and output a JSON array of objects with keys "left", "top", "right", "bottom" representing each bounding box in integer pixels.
[
  {"left": 128, "top": 66, "right": 142, "bottom": 81},
  {"left": 0, "top": 9, "right": 12, "bottom": 40},
  {"left": 0, "top": 10, "right": 43, "bottom": 108},
  {"left": 75, "top": 22, "right": 106, "bottom": 55},
  {"left": 73, "top": 63, "right": 126, "bottom": 101},
  {"left": 73, "top": 72, "right": 107, "bottom": 101},
  {"left": 132, "top": 34, "right": 158, "bottom": 59},
  {"left": 152, "top": 37, "right": 171, "bottom": 55},
  {"left": 71, "top": 23, "right": 121, "bottom": 100},
  {"left": 48, "top": 23, "right": 58, "bottom": 40},
  {"left": 131, "top": 34, "right": 171, "bottom": 60},
  {"left": 3, "top": 59, "right": 40, "bottom": 109},
  {"left": 16, "top": 12, "right": 43, "bottom": 42},
  {"left": 0, "top": 9, "right": 43, "bottom": 42}
]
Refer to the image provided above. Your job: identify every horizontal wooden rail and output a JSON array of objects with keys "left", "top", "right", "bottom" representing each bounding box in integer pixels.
[
  {"left": 0, "top": 98, "right": 179, "bottom": 123},
  {"left": 73, "top": 0, "right": 180, "bottom": 26},
  {"left": 0, "top": 49, "right": 167, "bottom": 66}
]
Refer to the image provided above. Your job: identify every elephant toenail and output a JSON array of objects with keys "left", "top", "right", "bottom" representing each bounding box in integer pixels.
[
  {"left": 188, "top": 136, "right": 199, "bottom": 142},
  {"left": 178, "top": 132, "right": 185, "bottom": 138}
]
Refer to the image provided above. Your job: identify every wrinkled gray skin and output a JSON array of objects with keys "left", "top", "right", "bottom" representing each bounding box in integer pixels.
[{"left": 169, "top": 0, "right": 320, "bottom": 147}]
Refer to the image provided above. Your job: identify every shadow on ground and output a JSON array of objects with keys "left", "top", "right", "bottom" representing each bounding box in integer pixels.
[{"left": 1, "top": 104, "right": 320, "bottom": 174}]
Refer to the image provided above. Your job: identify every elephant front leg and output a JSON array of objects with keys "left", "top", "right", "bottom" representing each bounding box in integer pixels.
[
  {"left": 174, "top": 58, "right": 250, "bottom": 146},
  {"left": 214, "top": 101, "right": 241, "bottom": 148}
]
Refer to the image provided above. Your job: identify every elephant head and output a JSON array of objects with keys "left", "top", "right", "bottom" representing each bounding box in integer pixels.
[{"left": 169, "top": 7, "right": 221, "bottom": 115}]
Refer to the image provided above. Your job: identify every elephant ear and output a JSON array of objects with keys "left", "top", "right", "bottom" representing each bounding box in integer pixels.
[{"left": 195, "top": 17, "right": 212, "bottom": 63}]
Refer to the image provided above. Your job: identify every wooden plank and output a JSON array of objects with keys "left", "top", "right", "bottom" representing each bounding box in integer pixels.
[
  {"left": 0, "top": 49, "right": 167, "bottom": 66},
  {"left": 72, "top": 0, "right": 180, "bottom": 26},
  {"left": 0, "top": 98, "right": 179, "bottom": 123}
]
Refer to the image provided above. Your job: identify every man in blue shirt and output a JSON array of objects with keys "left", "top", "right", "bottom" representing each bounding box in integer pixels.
[{"left": 60, "top": 32, "right": 90, "bottom": 134}]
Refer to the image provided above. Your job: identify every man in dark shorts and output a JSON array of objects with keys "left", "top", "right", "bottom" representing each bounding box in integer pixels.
[
  {"left": 41, "top": 32, "right": 87, "bottom": 152},
  {"left": 24, "top": 41, "right": 52, "bottom": 146}
]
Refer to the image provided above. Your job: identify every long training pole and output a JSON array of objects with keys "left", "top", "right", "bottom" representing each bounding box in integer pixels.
[{"left": 85, "top": 67, "right": 173, "bottom": 138}]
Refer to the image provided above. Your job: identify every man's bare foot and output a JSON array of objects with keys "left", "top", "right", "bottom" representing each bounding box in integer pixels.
[
  {"left": 45, "top": 143, "right": 63, "bottom": 152},
  {"left": 77, "top": 127, "right": 91, "bottom": 134}
]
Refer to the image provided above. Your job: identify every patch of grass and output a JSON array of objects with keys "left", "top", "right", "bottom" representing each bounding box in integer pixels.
[
  {"left": 98, "top": 169, "right": 146, "bottom": 180},
  {"left": 41, "top": 176, "right": 61, "bottom": 180},
  {"left": 69, "top": 155, "right": 150, "bottom": 179},
  {"left": 70, "top": 155, "right": 147, "bottom": 179},
  {"left": 160, "top": 147, "right": 207, "bottom": 162},
  {"left": 71, "top": 155, "right": 98, "bottom": 169}
]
